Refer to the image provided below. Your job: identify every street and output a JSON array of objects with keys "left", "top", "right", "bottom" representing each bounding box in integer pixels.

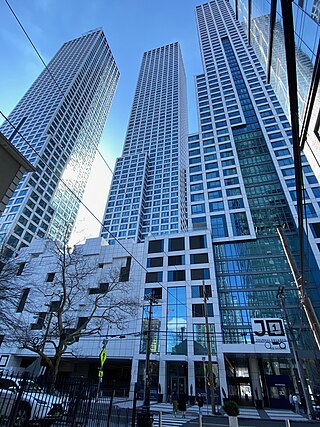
[{"left": 183, "top": 415, "right": 320, "bottom": 427}]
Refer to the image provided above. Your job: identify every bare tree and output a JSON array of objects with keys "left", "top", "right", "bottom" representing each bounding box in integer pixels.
[{"left": 5, "top": 234, "right": 138, "bottom": 382}]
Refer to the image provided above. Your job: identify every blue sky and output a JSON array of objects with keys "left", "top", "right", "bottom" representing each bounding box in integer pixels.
[{"left": 0, "top": 0, "right": 204, "bottom": 242}]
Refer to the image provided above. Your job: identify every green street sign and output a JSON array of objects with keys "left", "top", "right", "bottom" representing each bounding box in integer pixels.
[{"left": 100, "top": 348, "right": 107, "bottom": 366}]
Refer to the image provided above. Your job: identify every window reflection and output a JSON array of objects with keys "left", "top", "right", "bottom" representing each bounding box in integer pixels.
[
  {"left": 193, "top": 324, "right": 216, "bottom": 355},
  {"left": 166, "top": 287, "right": 187, "bottom": 355},
  {"left": 140, "top": 304, "right": 161, "bottom": 354}
]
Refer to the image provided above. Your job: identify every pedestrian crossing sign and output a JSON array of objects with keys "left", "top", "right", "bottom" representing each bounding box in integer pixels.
[{"left": 100, "top": 348, "right": 107, "bottom": 366}]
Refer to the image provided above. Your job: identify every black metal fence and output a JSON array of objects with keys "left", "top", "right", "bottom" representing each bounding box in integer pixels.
[{"left": 0, "top": 371, "right": 135, "bottom": 427}]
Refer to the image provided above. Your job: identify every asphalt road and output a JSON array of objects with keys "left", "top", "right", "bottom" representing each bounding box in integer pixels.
[{"left": 184, "top": 416, "right": 320, "bottom": 427}]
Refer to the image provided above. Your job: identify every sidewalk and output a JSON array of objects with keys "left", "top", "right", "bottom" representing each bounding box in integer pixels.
[{"left": 123, "top": 401, "right": 310, "bottom": 422}]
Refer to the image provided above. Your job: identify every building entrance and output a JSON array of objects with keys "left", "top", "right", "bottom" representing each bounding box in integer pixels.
[
  {"left": 171, "top": 376, "right": 187, "bottom": 394},
  {"left": 167, "top": 361, "right": 188, "bottom": 396}
]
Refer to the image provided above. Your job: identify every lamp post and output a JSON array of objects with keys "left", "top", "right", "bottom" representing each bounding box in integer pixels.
[
  {"left": 202, "top": 281, "right": 216, "bottom": 415},
  {"left": 137, "top": 294, "right": 157, "bottom": 427},
  {"left": 277, "top": 287, "right": 315, "bottom": 419}
]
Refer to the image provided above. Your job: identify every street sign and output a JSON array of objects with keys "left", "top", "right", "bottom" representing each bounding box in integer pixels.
[
  {"left": 100, "top": 348, "right": 107, "bottom": 366},
  {"left": 98, "top": 370, "right": 103, "bottom": 378},
  {"left": 251, "top": 318, "right": 289, "bottom": 353}
]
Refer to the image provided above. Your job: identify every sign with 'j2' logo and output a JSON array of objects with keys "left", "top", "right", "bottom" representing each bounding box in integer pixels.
[{"left": 251, "top": 318, "right": 290, "bottom": 353}]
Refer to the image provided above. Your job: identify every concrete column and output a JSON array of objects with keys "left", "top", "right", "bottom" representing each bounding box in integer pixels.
[
  {"left": 159, "top": 358, "right": 166, "bottom": 399},
  {"left": 249, "top": 356, "right": 263, "bottom": 400},
  {"left": 217, "top": 353, "right": 228, "bottom": 400},
  {"left": 188, "top": 360, "right": 195, "bottom": 399},
  {"left": 129, "top": 358, "right": 140, "bottom": 401}
]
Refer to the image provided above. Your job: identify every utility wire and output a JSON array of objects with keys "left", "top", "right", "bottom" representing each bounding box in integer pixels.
[
  {"left": 0, "top": 111, "right": 197, "bottom": 318},
  {"left": 2, "top": 0, "right": 204, "bottom": 310},
  {"left": 3, "top": 0, "right": 114, "bottom": 176},
  {"left": 3, "top": 0, "right": 314, "bottom": 332}
]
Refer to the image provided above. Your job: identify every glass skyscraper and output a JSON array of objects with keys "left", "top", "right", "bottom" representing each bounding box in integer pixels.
[
  {"left": 130, "top": 0, "right": 320, "bottom": 408},
  {"left": 3, "top": 0, "right": 320, "bottom": 412},
  {"left": 229, "top": 0, "right": 320, "bottom": 181},
  {"left": 101, "top": 42, "right": 188, "bottom": 243},
  {"left": 187, "top": 0, "right": 320, "bottom": 406},
  {"left": 0, "top": 29, "right": 119, "bottom": 256}
]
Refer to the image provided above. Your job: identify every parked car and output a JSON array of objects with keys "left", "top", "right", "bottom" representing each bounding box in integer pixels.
[{"left": 0, "top": 376, "right": 66, "bottom": 426}]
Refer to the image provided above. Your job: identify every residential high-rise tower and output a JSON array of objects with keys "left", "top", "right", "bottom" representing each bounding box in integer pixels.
[
  {"left": 101, "top": 43, "right": 188, "bottom": 243},
  {"left": 0, "top": 29, "right": 119, "bottom": 256},
  {"left": 3, "top": 1, "right": 320, "bottom": 412}
]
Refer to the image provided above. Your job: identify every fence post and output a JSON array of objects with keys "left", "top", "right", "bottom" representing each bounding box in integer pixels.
[
  {"left": 285, "top": 420, "right": 291, "bottom": 427},
  {"left": 106, "top": 381, "right": 115, "bottom": 427},
  {"left": 159, "top": 411, "right": 162, "bottom": 426},
  {"left": 199, "top": 414, "right": 203, "bottom": 427},
  {"left": 8, "top": 372, "right": 28, "bottom": 427},
  {"left": 71, "top": 377, "right": 84, "bottom": 427},
  {"left": 131, "top": 383, "right": 138, "bottom": 427}
]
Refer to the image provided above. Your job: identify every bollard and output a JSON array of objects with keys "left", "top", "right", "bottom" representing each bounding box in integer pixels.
[
  {"left": 199, "top": 414, "right": 203, "bottom": 427},
  {"left": 285, "top": 420, "right": 291, "bottom": 427},
  {"left": 159, "top": 411, "right": 162, "bottom": 427}
]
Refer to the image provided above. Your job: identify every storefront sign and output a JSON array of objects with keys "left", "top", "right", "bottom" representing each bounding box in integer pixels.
[{"left": 251, "top": 318, "right": 290, "bottom": 353}]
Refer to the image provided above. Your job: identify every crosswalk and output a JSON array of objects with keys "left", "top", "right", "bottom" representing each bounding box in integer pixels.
[
  {"left": 265, "top": 408, "right": 306, "bottom": 420},
  {"left": 238, "top": 407, "right": 260, "bottom": 419},
  {"left": 148, "top": 403, "right": 307, "bottom": 422},
  {"left": 152, "top": 413, "right": 197, "bottom": 427}
]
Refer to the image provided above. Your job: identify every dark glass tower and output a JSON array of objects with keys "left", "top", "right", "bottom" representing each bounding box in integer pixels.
[{"left": 187, "top": 0, "right": 320, "bottom": 402}]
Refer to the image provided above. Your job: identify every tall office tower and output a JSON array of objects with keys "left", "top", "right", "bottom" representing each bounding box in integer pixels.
[
  {"left": 101, "top": 43, "right": 188, "bottom": 243},
  {"left": 0, "top": 29, "right": 119, "bottom": 256},
  {"left": 188, "top": 0, "right": 320, "bottom": 403},
  {"left": 229, "top": 0, "right": 320, "bottom": 181}
]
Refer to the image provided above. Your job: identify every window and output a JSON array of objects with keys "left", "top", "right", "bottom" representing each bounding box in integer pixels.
[
  {"left": 231, "top": 212, "right": 249, "bottom": 236},
  {"left": 145, "top": 271, "right": 163, "bottom": 283},
  {"left": 147, "top": 257, "right": 163, "bottom": 268},
  {"left": 31, "top": 312, "right": 47, "bottom": 330},
  {"left": 148, "top": 239, "right": 164, "bottom": 253},
  {"left": 16, "top": 288, "right": 30, "bottom": 312},
  {"left": 168, "top": 270, "right": 186, "bottom": 281},
  {"left": 192, "top": 303, "right": 213, "bottom": 317},
  {"left": 193, "top": 324, "right": 215, "bottom": 355},
  {"left": 46, "top": 272, "right": 55, "bottom": 282},
  {"left": 228, "top": 199, "right": 244, "bottom": 209},
  {"left": 190, "top": 253, "right": 209, "bottom": 264},
  {"left": 16, "top": 262, "right": 26, "bottom": 276},
  {"left": 191, "top": 193, "right": 204, "bottom": 202},
  {"left": 145, "top": 287, "right": 162, "bottom": 300},
  {"left": 119, "top": 257, "right": 131, "bottom": 282},
  {"left": 77, "top": 317, "right": 88, "bottom": 329},
  {"left": 168, "top": 237, "right": 185, "bottom": 251},
  {"left": 89, "top": 283, "right": 109, "bottom": 295},
  {"left": 190, "top": 235, "right": 206, "bottom": 249},
  {"left": 191, "top": 268, "right": 210, "bottom": 280},
  {"left": 168, "top": 255, "right": 185, "bottom": 266},
  {"left": 211, "top": 215, "right": 228, "bottom": 238},
  {"left": 191, "top": 204, "right": 205, "bottom": 214},
  {"left": 191, "top": 285, "right": 212, "bottom": 298},
  {"left": 209, "top": 201, "right": 224, "bottom": 212}
]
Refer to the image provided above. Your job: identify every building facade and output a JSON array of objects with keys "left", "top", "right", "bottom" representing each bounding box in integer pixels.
[
  {"left": 101, "top": 43, "right": 188, "bottom": 243},
  {"left": 2, "top": 0, "right": 320, "bottom": 411},
  {"left": 0, "top": 29, "right": 119, "bottom": 256},
  {"left": 229, "top": 0, "right": 320, "bottom": 181}
]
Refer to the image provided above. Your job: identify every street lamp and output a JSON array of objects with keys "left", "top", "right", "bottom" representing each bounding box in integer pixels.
[{"left": 137, "top": 294, "right": 157, "bottom": 427}]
